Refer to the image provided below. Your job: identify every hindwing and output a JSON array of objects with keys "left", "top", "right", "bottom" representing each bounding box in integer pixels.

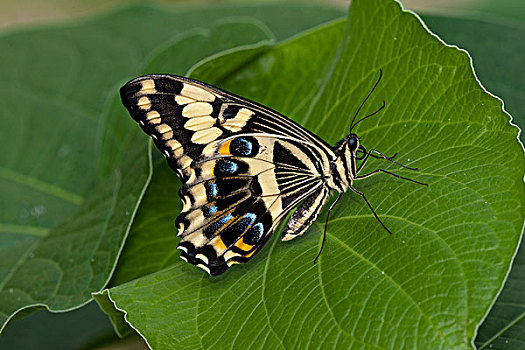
[{"left": 120, "top": 75, "right": 336, "bottom": 275}]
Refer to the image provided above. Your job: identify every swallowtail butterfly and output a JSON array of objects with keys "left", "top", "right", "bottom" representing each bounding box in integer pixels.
[{"left": 120, "top": 70, "right": 426, "bottom": 276}]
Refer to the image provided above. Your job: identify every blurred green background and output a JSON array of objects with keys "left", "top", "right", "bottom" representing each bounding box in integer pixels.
[
  {"left": 0, "top": 0, "right": 523, "bottom": 31},
  {"left": 0, "top": 0, "right": 522, "bottom": 349}
]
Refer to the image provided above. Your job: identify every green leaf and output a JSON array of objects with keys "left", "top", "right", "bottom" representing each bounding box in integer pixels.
[
  {"left": 1, "top": 2, "right": 344, "bottom": 333},
  {"left": 0, "top": 135, "right": 151, "bottom": 332},
  {"left": 0, "top": 301, "right": 116, "bottom": 349},
  {"left": 95, "top": 289, "right": 132, "bottom": 338},
  {"left": 109, "top": 161, "right": 181, "bottom": 287},
  {"left": 419, "top": 14, "right": 525, "bottom": 349},
  {"left": 95, "top": 0, "right": 525, "bottom": 348},
  {"left": 476, "top": 242, "right": 525, "bottom": 349}
]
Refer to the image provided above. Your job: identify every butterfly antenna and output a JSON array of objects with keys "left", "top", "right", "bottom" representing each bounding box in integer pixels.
[
  {"left": 314, "top": 192, "right": 343, "bottom": 264},
  {"left": 350, "top": 69, "right": 383, "bottom": 133},
  {"left": 351, "top": 100, "right": 385, "bottom": 131}
]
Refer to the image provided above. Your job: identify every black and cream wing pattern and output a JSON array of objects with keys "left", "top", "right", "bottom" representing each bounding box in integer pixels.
[{"left": 120, "top": 74, "right": 339, "bottom": 276}]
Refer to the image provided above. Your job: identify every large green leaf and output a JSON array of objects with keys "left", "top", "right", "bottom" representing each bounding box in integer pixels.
[
  {"left": 0, "top": 134, "right": 151, "bottom": 332},
  {"left": 0, "top": 301, "right": 117, "bottom": 349},
  {"left": 0, "top": 3, "right": 345, "bottom": 334},
  {"left": 420, "top": 14, "right": 525, "bottom": 349},
  {"left": 109, "top": 161, "right": 181, "bottom": 287},
  {"left": 94, "top": 0, "right": 525, "bottom": 348},
  {"left": 476, "top": 241, "right": 525, "bottom": 349}
]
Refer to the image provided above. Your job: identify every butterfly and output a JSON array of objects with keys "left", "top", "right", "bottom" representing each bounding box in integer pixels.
[{"left": 120, "top": 70, "right": 426, "bottom": 276}]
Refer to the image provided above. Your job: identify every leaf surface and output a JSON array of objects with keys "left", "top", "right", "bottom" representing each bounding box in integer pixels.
[
  {"left": 95, "top": 1, "right": 525, "bottom": 349},
  {"left": 421, "top": 14, "right": 525, "bottom": 349}
]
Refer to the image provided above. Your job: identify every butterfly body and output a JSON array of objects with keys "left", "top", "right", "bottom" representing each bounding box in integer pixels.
[{"left": 120, "top": 74, "right": 420, "bottom": 276}]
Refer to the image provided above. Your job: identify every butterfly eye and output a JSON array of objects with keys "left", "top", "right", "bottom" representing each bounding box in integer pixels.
[{"left": 348, "top": 134, "right": 359, "bottom": 151}]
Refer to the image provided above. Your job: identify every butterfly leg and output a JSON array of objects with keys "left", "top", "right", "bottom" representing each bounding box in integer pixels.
[
  {"left": 313, "top": 191, "right": 343, "bottom": 264},
  {"left": 356, "top": 147, "right": 373, "bottom": 173},
  {"left": 356, "top": 147, "right": 400, "bottom": 173},
  {"left": 348, "top": 185, "right": 392, "bottom": 235},
  {"left": 367, "top": 149, "right": 418, "bottom": 170},
  {"left": 371, "top": 152, "right": 397, "bottom": 160},
  {"left": 355, "top": 168, "right": 427, "bottom": 186}
]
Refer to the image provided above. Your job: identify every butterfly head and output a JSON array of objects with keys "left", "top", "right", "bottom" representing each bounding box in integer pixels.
[
  {"left": 347, "top": 133, "right": 360, "bottom": 152},
  {"left": 346, "top": 133, "right": 364, "bottom": 169}
]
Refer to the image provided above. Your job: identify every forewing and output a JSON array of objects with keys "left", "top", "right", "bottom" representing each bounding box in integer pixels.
[{"left": 119, "top": 74, "right": 334, "bottom": 175}]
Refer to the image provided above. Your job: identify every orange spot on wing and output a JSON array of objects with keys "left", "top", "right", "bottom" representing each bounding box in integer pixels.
[
  {"left": 235, "top": 239, "right": 253, "bottom": 252},
  {"left": 244, "top": 249, "right": 256, "bottom": 258},
  {"left": 218, "top": 140, "right": 232, "bottom": 155},
  {"left": 214, "top": 237, "right": 227, "bottom": 251}
]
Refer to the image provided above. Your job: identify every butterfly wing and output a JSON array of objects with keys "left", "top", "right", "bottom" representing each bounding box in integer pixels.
[
  {"left": 120, "top": 74, "right": 335, "bottom": 275},
  {"left": 175, "top": 134, "right": 330, "bottom": 275}
]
